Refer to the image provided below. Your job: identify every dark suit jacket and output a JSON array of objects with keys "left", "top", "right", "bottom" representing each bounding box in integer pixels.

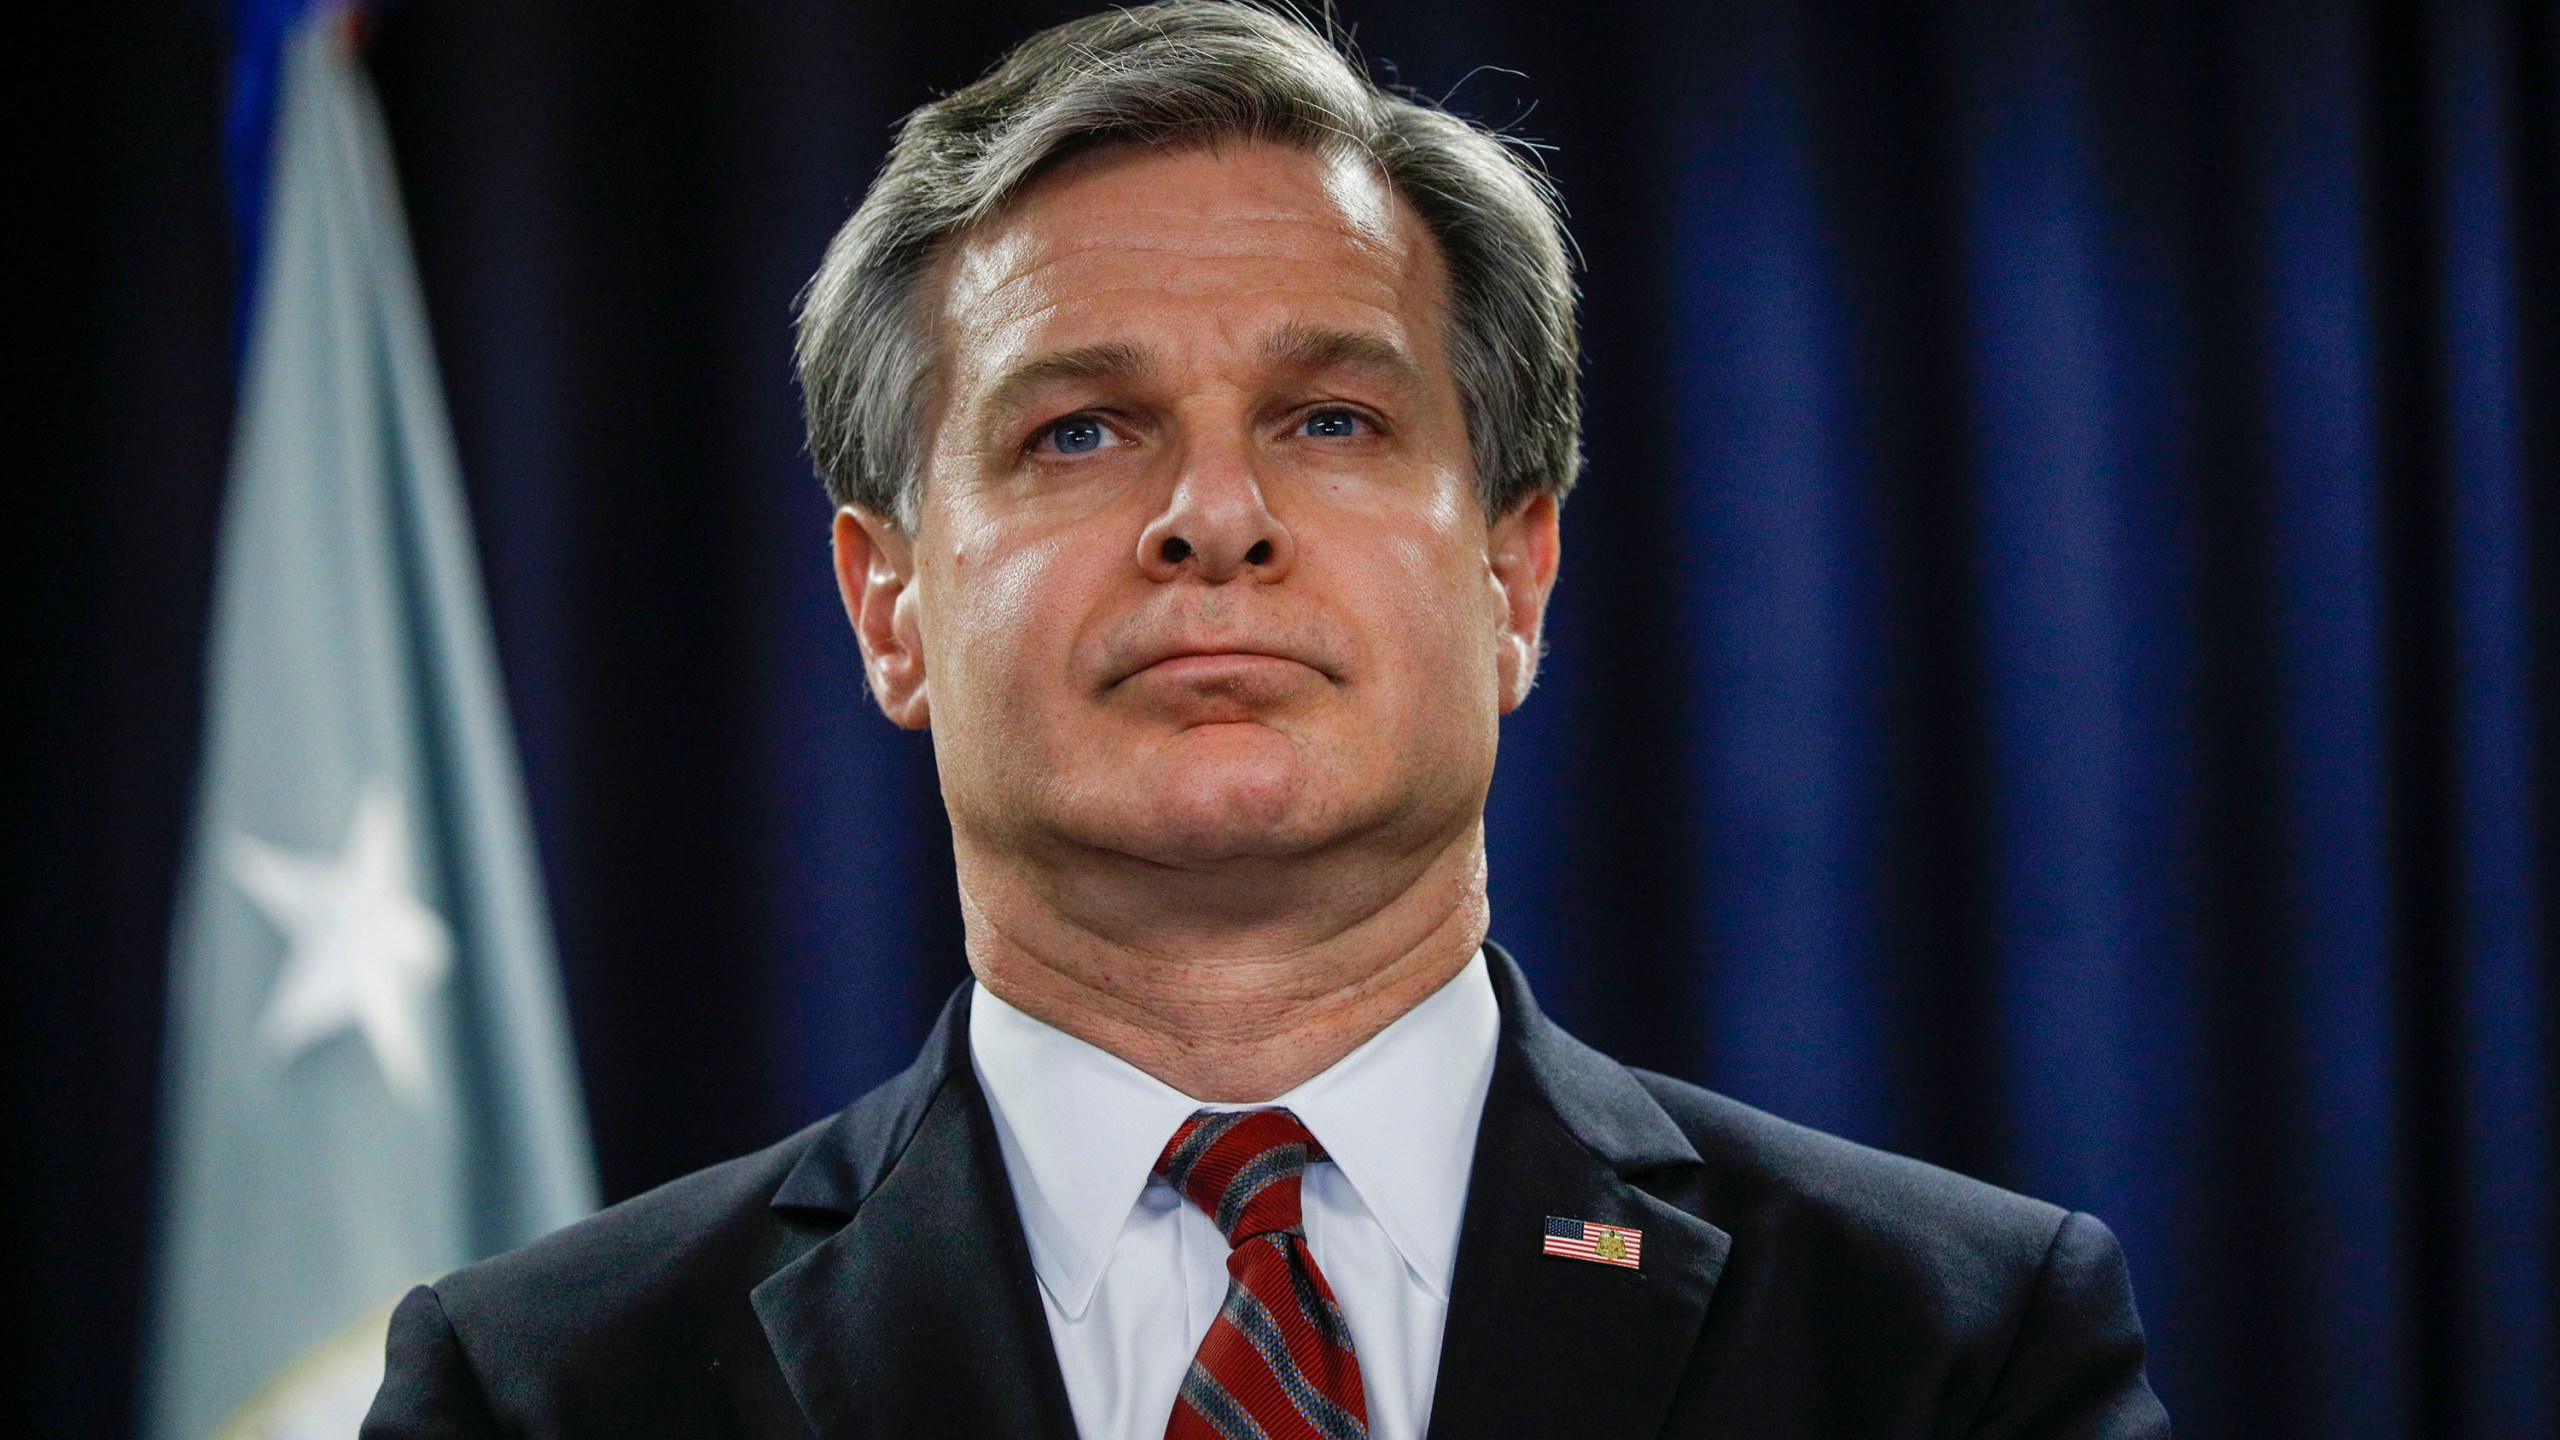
[{"left": 364, "top": 945, "right": 2169, "bottom": 1438}]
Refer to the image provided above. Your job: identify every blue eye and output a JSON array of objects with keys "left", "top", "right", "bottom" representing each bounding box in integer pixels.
[
  {"left": 1045, "top": 416, "right": 1110, "bottom": 455},
  {"left": 1302, "top": 409, "right": 1363, "bottom": 439}
]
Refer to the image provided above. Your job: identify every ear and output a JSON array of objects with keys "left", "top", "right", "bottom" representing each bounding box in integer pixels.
[
  {"left": 1487, "top": 491, "right": 1562, "bottom": 714},
  {"left": 833, "top": 506, "right": 931, "bottom": 729}
]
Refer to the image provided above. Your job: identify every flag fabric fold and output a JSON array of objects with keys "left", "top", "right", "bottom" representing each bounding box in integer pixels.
[{"left": 145, "top": 7, "right": 597, "bottom": 1437}]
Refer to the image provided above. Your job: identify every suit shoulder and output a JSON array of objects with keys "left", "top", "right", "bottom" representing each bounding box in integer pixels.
[
  {"left": 385, "top": 1036, "right": 960, "bottom": 1430},
  {"left": 378, "top": 1118, "right": 849, "bottom": 1432},
  {"left": 1628, "top": 1067, "right": 2070, "bottom": 1275},
  {"left": 434, "top": 1031, "right": 952, "bottom": 1327},
  {"left": 1602, "top": 1076, "right": 2162, "bottom": 1432},
  {"left": 433, "top": 1113, "right": 833, "bottom": 1329}
]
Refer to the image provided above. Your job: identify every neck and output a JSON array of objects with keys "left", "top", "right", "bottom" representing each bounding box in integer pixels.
[{"left": 955, "top": 821, "right": 1490, "bottom": 1102}]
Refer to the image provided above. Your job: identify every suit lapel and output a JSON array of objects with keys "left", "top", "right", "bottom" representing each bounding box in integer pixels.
[
  {"left": 1426, "top": 947, "right": 1732, "bottom": 1440},
  {"left": 743, "top": 952, "right": 1727, "bottom": 1440},
  {"left": 750, "top": 989, "right": 1080, "bottom": 1440}
]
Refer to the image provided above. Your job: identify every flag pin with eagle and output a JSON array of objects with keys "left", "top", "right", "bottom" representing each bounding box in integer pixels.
[{"left": 1543, "top": 1215, "right": 1643, "bottom": 1269}]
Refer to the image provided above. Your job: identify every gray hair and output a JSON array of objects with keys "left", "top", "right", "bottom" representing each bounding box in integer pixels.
[{"left": 793, "top": 0, "right": 1580, "bottom": 529}]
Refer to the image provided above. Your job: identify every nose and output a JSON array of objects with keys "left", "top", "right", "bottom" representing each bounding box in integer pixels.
[{"left": 1135, "top": 439, "right": 1296, "bottom": 584}]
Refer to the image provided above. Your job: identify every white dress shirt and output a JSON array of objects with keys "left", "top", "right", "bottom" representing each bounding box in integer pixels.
[{"left": 968, "top": 950, "right": 1501, "bottom": 1440}]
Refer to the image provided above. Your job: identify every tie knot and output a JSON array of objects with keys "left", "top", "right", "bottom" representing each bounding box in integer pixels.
[{"left": 1154, "top": 1108, "right": 1327, "bottom": 1246}]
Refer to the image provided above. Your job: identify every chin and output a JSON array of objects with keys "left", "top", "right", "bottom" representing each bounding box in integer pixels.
[
  {"left": 1114, "top": 730, "right": 1335, "bottom": 865},
  {"left": 1137, "top": 780, "right": 1316, "bottom": 865}
]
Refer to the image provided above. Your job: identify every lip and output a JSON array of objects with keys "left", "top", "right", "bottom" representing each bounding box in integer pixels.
[{"left": 1109, "top": 641, "right": 1338, "bottom": 688}]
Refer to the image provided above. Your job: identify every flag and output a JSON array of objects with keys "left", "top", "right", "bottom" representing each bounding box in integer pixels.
[
  {"left": 1542, "top": 1216, "right": 1643, "bottom": 1269},
  {"left": 143, "top": 5, "right": 597, "bottom": 1436}
]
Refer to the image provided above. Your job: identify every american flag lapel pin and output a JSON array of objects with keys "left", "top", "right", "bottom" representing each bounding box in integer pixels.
[{"left": 1543, "top": 1215, "right": 1643, "bottom": 1269}]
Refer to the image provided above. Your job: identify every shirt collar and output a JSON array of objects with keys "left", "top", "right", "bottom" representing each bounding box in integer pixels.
[{"left": 968, "top": 949, "right": 1501, "bottom": 1319}]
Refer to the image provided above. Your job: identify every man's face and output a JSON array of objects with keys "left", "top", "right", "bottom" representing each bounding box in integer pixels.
[{"left": 837, "top": 140, "right": 1558, "bottom": 878}]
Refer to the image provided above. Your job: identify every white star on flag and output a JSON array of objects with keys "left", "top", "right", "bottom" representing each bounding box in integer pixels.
[{"left": 230, "top": 781, "right": 452, "bottom": 1102}]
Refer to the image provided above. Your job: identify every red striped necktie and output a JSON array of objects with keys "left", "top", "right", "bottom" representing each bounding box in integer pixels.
[{"left": 1155, "top": 1109, "right": 1371, "bottom": 1440}]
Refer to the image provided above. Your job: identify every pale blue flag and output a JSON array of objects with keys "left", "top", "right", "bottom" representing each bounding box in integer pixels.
[{"left": 144, "top": 8, "right": 597, "bottom": 1437}]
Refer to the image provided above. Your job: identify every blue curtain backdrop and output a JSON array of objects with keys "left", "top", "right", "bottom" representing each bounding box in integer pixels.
[{"left": 19, "top": 1, "right": 2554, "bottom": 1437}]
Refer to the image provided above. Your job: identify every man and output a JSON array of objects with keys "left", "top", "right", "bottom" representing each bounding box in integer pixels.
[{"left": 366, "top": 4, "right": 2169, "bottom": 1437}]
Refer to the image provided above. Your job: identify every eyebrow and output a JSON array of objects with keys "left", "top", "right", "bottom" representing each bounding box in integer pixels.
[
  {"left": 1257, "top": 323, "right": 1432, "bottom": 394},
  {"left": 968, "top": 323, "right": 1432, "bottom": 444},
  {"left": 976, "top": 341, "right": 1159, "bottom": 434}
]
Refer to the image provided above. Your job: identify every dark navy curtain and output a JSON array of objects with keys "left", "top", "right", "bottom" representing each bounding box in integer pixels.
[{"left": 22, "top": 2, "right": 2554, "bottom": 1437}]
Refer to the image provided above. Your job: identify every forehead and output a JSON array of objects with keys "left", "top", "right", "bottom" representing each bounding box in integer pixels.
[{"left": 931, "top": 140, "right": 1450, "bottom": 396}]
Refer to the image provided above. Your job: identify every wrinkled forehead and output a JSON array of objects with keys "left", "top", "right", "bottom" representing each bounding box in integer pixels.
[{"left": 922, "top": 138, "right": 1452, "bottom": 407}]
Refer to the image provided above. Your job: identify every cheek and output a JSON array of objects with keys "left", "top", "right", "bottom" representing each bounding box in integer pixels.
[
  {"left": 925, "top": 520, "right": 1077, "bottom": 704},
  {"left": 1337, "top": 500, "right": 1501, "bottom": 690},
  {"left": 1403, "top": 492, "right": 1499, "bottom": 651}
]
